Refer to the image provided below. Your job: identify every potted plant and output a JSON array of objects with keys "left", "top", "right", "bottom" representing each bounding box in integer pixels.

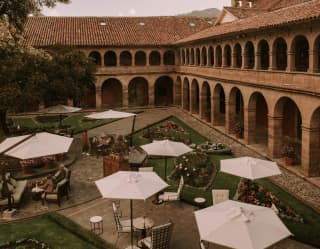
[
  {"left": 282, "top": 144, "right": 296, "bottom": 166},
  {"left": 233, "top": 122, "right": 243, "bottom": 139}
]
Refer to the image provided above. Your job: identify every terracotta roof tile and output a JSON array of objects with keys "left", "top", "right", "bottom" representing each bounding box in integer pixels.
[
  {"left": 176, "top": 0, "right": 320, "bottom": 44},
  {"left": 23, "top": 16, "right": 216, "bottom": 47},
  {"left": 253, "top": 0, "right": 312, "bottom": 10},
  {"left": 224, "top": 7, "right": 267, "bottom": 19}
]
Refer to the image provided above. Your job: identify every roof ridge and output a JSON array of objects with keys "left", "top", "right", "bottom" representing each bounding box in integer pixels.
[{"left": 272, "top": 0, "right": 316, "bottom": 12}]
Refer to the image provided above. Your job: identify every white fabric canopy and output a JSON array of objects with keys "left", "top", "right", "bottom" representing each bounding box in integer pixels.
[
  {"left": 140, "top": 139, "right": 192, "bottom": 157},
  {"left": 220, "top": 157, "right": 281, "bottom": 180},
  {"left": 195, "top": 200, "right": 292, "bottom": 249},
  {"left": 0, "top": 132, "right": 73, "bottom": 159},
  {"left": 43, "top": 104, "right": 82, "bottom": 114},
  {"left": 95, "top": 171, "right": 168, "bottom": 200},
  {"left": 85, "top": 109, "right": 136, "bottom": 119}
]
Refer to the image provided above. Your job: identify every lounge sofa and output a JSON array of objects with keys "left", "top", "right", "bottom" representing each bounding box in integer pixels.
[{"left": 0, "top": 173, "right": 27, "bottom": 208}]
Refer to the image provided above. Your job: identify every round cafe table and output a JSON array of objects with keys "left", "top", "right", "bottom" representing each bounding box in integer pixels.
[{"left": 133, "top": 217, "right": 154, "bottom": 239}]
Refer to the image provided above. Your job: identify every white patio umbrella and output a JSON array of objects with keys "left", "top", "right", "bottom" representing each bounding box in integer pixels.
[
  {"left": 220, "top": 156, "right": 281, "bottom": 180},
  {"left": 43, "top": 104, "right": 82, "bottom": 126},
  {"left": 140, "top": 139, "right": 193, "bottom": 179},
  {"left": 85, "top": 109, "right": 136, "bottom": 146},
  {"left": 195, "top": 200, "right": 292, "bottom": 249},
  {"left": 0, "top": 132, "right": 73, "bottom": 160},
  {"left": 95, "top": 171, "right": 168, "bottom": 249}
]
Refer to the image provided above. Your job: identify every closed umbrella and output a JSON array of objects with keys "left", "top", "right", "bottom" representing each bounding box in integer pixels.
[
  {"left": 0, "top": 132, "right": 73, "bottom": 160},
  {"left": 85, "top": 110, "right": 136, "bottom": 146},
  {"left": 95, "top": 171, "right": 168, "bottom": 249},
  {"left": 220, "top": 157, "right": 281, "bottom": 180},
  {"left": 140, "top": 139, "right": 192, "bottom": 179},
  {"left": 195, "top": 200, "right": 292, "bottom": 249}
]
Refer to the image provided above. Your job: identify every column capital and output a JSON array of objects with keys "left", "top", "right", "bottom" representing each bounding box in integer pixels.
[{"left": 268, "top": 115, "right": 283, "bottom": 120}]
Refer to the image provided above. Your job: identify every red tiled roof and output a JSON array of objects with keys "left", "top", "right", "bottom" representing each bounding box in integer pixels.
[
  {"left": 23, "top": 16, "right": 216, "bottom": 47},
  {"left": 253, "top": 0, "right": 312, "bottom": 10},
  {"left": 176, "top": 0, "right": 320, "bottom": 44},
  {"left": 224, "top": 7, "right": 267, "bottom": 19}
]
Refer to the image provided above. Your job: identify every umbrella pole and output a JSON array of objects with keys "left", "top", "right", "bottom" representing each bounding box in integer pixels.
[
  {"left": 130, "top": 115, "right": 136, "bottom": 147},
  {"left": 164, "top": 157, "right": 167, "bottom": 180},
  {"left": 130, "top": 199, "right": 134, "bottom": 248}
]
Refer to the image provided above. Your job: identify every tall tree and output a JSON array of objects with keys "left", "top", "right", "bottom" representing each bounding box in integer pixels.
[{"left": 0, "top": 0, "right": 69, "bottom": 42}]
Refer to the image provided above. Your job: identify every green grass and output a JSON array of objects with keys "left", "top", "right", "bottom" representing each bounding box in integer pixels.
[
  {"left": 133, "top": 116, "right": 320, "bottom": 247},
  {"left": 12, "top": 114, "right": 116, "bottom": 134},
  {"left": 0, "top": 213, "right": 117, "bottom": 249}
]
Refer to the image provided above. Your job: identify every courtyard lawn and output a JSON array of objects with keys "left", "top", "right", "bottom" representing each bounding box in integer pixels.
[
  {"left": 0, "top": 213, "right": 117, "bottom": 249},
  {"left": 12, "top": 114, "right": 117, "bottom": 134},
  {"left": 133, "top": 116, "right": 320, "bottom": 247}
]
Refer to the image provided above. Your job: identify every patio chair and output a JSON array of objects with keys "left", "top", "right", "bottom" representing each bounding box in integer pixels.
[
  {"left": 138, "top": 221, "right": 174, "bottom": 249},
  {"left": 139, "top": 167, "right": 153, "bottom": 172},
  {"left": 158, "top": 176, "right": 184, "bottom": 202},
  {"left": 112, "top": 202, "right": 136, "bottom": 243},
  {"left": 41, "top": 179, "right": 69, "bottom": 206},
  {"left": 211, "top": 189, "right": 229, "bottom": 205}
]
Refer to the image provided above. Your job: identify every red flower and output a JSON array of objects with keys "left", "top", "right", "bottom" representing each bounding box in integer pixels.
[{"left": 250, "top": 190, "right": 255, "bottom": 196}]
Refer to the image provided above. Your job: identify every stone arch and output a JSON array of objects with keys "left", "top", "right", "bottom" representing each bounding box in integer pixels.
[
  {"left": 291, "top": 35, "right": 309, "bottom": 72},
  {"left": 247, "top": 92, "right": 268, "bottom": 145},
  {"left": 128, "top": 77, "right": 149, "bottom": 106},
  {"left": 224, "top": 44, "right": 231, "bottom": 67},
  {"left": 88, "top": 51, "right": 101, "bottom": 66},
  {"left": 120, "top": 51, "right": 132, "bottom": 66},
  {"left": 216, "top": 45, "right": 222, "bottom": 67},
  {"left": 313, "top": 35, "right": 320, "bottom": 72},
  {"left": 208, "top": 46, "right": 214, "bottom": 66},
  {"left": 154, "top": 76, "right": 173, "bottom": 106},
  {"left": 200, "top": 81, "right": 211, "bottom": 122},
  {"left": 182, "top": 49, "right": 186, "bottom": 65},
  {"left": 81, "top": 82, "right": 96, "bottom": 108},
  {"left": 190, "top": 48, "right": 195, "bottom": 65},
  {"left": 175, "top": 77, "right": 182, "bottom": 106},
  {"left": 104, "top": 51, "right": 117, "bottom": 66},
  {"left": 273, "top": 97, "right": 302, "bottom": 162},
  {"left": 234, "top": 43, "right": 242, "bottom": 68},
  {"left": 183, "top": 78, "right": 190, "bottom": 111},
  {"left": 201, "top": 47, "right": 207, "bottom": 66},
  {"left": 212, "top": 84, "right": 225, "bottom": 126},
  {"left": 149, "top": 51, "right": 161, "bottom": 65},
  {"left": 258, "top": 39, "right": 269, "bottom": 70},
  {"left": 273, "top": 37, "right": 287, "bottom": 70},
  {"left": 196, "top": 48, "right": 201, "bottom": 65},
  {"left": 135, "top": 51, "right": 146, "bottom": 66},
  {"left": 307, "top": 107, "right": 320, "bottom": 175},
  {"left": 228, "top": 87, "right": 244, "bottom": 136},
  {"left": 191, "top": 79, "right": 200, "bottom": 114},
  {"left": 245, "top": 41, "right": 255, "bottom": 69},
  {"left": 101, "top": 78, "right": 123, "bottom": 107},
  {"left": 163, "top": 50, "right": 175, "bottom": 65}
]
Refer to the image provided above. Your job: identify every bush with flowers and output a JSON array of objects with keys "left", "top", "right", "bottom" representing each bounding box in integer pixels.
[
  {"left": 170, "top": 151, "right": 215, "bottom": 188},
  {"left": 189, "top": 141, "right": 232, "bottom": 155},
  {"left": 142, "top": 121, "right": 190, "bottom": 144},
  {"left": 238, "top": 179, "right": 304, "bottom": 223}
]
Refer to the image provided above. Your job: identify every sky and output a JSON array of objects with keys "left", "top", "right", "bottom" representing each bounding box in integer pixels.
[{"left": 42, "top": 0, "right": 231, "bottom": 17}]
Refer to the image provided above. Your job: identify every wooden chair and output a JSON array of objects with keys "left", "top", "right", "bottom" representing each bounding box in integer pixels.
[
  {"left": 41, "top": 179, "right": 69, "bottom": 206},
  {"left": 138, "top": 221, "right": 174, "bottom": 249},
  {"left": 211, "top": 189, "right": 229, "bottom": 205},
  {"left": 159, "top": 176, "right": 184, "bottom": 202}
]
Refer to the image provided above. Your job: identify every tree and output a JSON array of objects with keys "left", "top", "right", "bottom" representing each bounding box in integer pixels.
[{"left": 0, "top": 0, "right": 69, "bottom": 42}]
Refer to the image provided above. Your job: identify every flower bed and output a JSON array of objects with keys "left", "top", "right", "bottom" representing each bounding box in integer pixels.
[
  {"left": 142, "top": 121, "right": 191, "bottom": 144},
  {"left": 189, "top": 141, "right": 232, "bottom": 155},
  {"left": 170, "top": 151, "right": 215, "bottom": 188},
  {"left": 238, "top": 180, "right": 304, "bottom": 223}
]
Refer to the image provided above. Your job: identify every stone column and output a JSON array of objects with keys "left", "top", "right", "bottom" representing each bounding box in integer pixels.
[
  {"left": 210, "top": 97, "right": 215, "bottom": 126},
  {"left": 242, "top": 52, "right": 247, "bottom": 69},
  {"left": 96, "top": 88, "right": 102, "bottom": 109},
  {"left": 101, "top": 52, "right": 105, "bottom": 67},
  {"left": 222, "top": 51, "right": 227, "bottom": 68},
  {"left": 308, "top": 50, "right": 316, "bottom": 73},
  {"left": 254, "top": 52, "right": 261, "bottom": 70},
  {"left": 214, "top": 49, "right": 219, "bottom": 68},
  {"left": 231, "top": 52, "right": 237, "bottom": 68},
  {"left": 122, "top": 87, "right": 128, "bottom": 107},
  {"left": 244, "top": 107, "right": 256, "bottom": 144},
  {"left": 149, "top": 86, "right": 155, "bottom": 106},
  {"left": 268, "top": 115, "right": 283, "bottom": 158},
  {"left": 269, "top": 50, "right": 276, "bottom": 71},
  {"left": 286, "top": 51, "right": 295, "bottom": 72},
  {"left": 301, "top": 125, "right": 320, "bottom": 176},
  {"left": 226, "top": 100, "right": 236, "bottom": 134},
  {"left": 199, "top": 93, "right": 206, "bottom": 119}
]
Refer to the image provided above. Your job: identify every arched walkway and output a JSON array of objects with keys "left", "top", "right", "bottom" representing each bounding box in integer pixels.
[
  {"left": 183, "top": 78, "right": 190, "bottom": 111},
  {"left": 201, "top": 47, "right": 207, "bottom": 66},
  {"left": 104, "top": 51, "right": 117, "bottom": 66},
  {"left": 228, "top": 87, "right": 244, "bottom": 137},
  {"left": 212, "top": 84, "right": 225, "bottom": 126},
  {"left": 247, "top": 92, "right": 268, "bottom": 145},
  {"left": 196, "top": 48, "right": 200, "bottom": 65},
  {"left": 191, "top": 80, "right": 200, "bottom": 114},
  {"left": 175, "top": 77, "right": 182, "bottom": 106},
  {"left": 128, "top": 77, "right": 149, "bottom": 106},
  {"left": 182, "top": 50, "right": 186, "bottom": 65},
  {"left": 216, "top": 46, "right": 222, "bottom": 67},
  {"left": 315, "top": 35, "right": 320, "bottom": 72},
  {"left": 190, "top": 48, "right": 195, "bottom": 65},
  {"left": 273, "top": 38, "right": 287, "bottom": 70},
  {"left": 258, "top": 40, "right": 269, "bottom": 70},
  {"left": 245, "top": 41, "right": 255, "bottom": 69},
  {"left": 89, "top": 51, "right": 101, "bottom": 66},
  {"left": 208, "top": 46, "right": 214, "bottom": 66},
  {"left": 101, "top": 79, "right": 122, "bottom": 107},
  {"left": 149, "top": 51, "right": 161, "bottom": 66},
  {"left": 234, "top": 43, "right": 242, "bottom": 68},
  {"left": 224, "top": 45, "right": 231, "bottom": 67},
  {"left": 292, "top": 35, "right": 309, "bottom": 72},
  {"left": 154, "top": 76, "right": 173, "bottom": 106},
  {"left": 163, "top": 50, "right": 175, "bottom": 65},
  {"left": 120, "top": 51, "right": 132, "bottom": 66},
  {"left": 200, "top": 81, "right": 211, "bottom": 122},
  {"left": 81, "top": 82, "right": 96, "bottom": 108},
  {"left": 307, "top": 107, "right": 320, "bottom": 175},
  {"left": 135, "top": 51, "right": 146, "bottom": 66}
]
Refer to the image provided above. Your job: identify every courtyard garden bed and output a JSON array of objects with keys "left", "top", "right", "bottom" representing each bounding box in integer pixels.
[
  {"left": 0, "top": 213, "right": 117, "bottom": 249},
  {"left": 133, "top": 115, "right": 320, "bottom": 247}
]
